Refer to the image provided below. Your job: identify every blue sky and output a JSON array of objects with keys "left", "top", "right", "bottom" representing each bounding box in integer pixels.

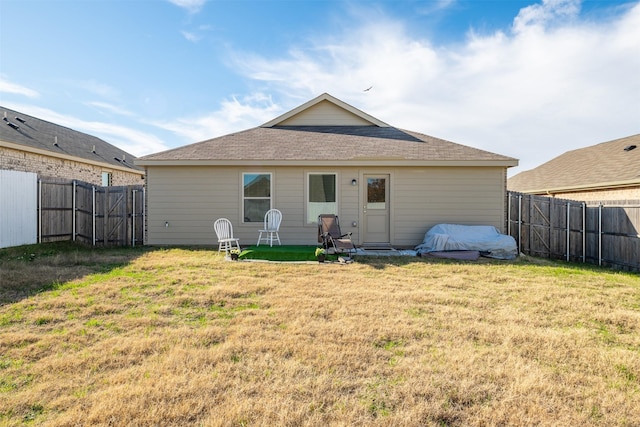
[{"left": 1, "top": 0, "right": 638, "bottom": 175}]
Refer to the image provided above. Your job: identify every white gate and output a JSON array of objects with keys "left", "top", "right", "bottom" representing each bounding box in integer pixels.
[{"left": 0, "top": 170, "right": 38, "bottom": 248}]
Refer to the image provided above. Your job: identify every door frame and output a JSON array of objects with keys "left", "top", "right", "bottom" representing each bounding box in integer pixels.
[{"left": 360, "top": 173, "right": 392, "bottom": 246}]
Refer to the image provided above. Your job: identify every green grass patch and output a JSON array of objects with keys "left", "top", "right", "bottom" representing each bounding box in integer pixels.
[{"left": 239, "top": 245, "right": 338, "bottom": 262}]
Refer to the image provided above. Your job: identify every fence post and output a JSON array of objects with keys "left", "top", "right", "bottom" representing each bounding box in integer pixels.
[
  {"left": 598, "top": 203, "right": 603, "bottom": 266},
  {"left": 132, "top": 189, "right": 136, "bottom": 247},
  {"left": 38, "top": 179, "right": 42, "bottom": 243},
  {"left": 72, "top": 180, "right": 76, "bottom": 242},
  {"left": 518, "top": 195, "right": 522, "bottom": 254},
  {"left": 566, "top": 201, "right": 570, "bottom": 261},
  {"left": 582, "top": 203, "right": 586, "bottom": 263},
  {"left": 92, "top": 186, "right": 96, "bottom": 246},
  {"left": 507, "top": 193, "right": 511, "bottom": 236},
  {"left": 143, "top": 186, "right": 146, "bottom": 245}
]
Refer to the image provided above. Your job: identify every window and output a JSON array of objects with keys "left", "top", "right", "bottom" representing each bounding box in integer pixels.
[
  {"left": 307, "top": 173, "right": 337, "bottom": 223},
  {"left": 366, "top": 177, "right": 386, "bottom": 209},
  {"left": 243, "top": 173, "right": 271, "bottom": 222},
  {"left": 101, "top": 172, "right": 112, "bottom": 187}
]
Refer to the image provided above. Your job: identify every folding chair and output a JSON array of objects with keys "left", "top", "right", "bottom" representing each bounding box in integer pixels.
[
  {"left": 214, "top": 218, "right": 241, "bottom": 254},
  {"left": 318, "top": 214, "right": 355, "bottom": 255},
  {"left": 257, "top": 209, "right": 282, "bottom": 247}
]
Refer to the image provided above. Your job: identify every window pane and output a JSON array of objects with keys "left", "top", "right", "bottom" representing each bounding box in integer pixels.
[
  {"left": 244, "top": 174, "right": 271, "bottom": 197},
  {"left": 101, "top": 172, "right": 111, "bottom": 187},
  {"left": 308, "top": 174, "right": 336, "bottom": 223},
  {"left": 367, "top": 178, "right": 386, "bottom": 203},
  {"left": 308, "top": 202, "right": 337, "bottom": 223},
  {"left": 309, "top": 174, "right": 335, "bottom": 202},
  {"left": 244, "top": 199, "right": 270, "bottom": 222}
]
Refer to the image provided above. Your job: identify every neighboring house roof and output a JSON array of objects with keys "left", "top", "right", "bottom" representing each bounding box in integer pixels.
[
  {"left": 0, "top": 106, "right": 143, "bottom": 173},
  {"left": 508, "top": 134, "right": 640, "bottom": 194},
  {"left": 137, "top": 93, "right": 517, "bottom": 167}
]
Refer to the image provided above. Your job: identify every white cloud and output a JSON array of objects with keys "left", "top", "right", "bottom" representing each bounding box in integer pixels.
[
  {"left": 228, "top": 0, "right": 640, "bottom": 175},
  {"left": 152, "top": 93, "right": 281, "bottom": 143},
  {"left": 181, "top": 31, "right": 201, "bottom": 43},
  {"left": 513, "top": 0, "right": 581, "bottom": 33},
  {"left": 0, "top": 77, "right": 39, "bottom": 98},
  {"left": 167, "top": 0, "right": 206, "bottom": 14},
  {"left": 181, "top": 24, "right": 212, "bottom": 43},
  {"left": 85, "top": 101, "right": 136, "bottom": 118}
]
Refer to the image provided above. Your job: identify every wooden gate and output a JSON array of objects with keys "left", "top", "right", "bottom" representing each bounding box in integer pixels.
[{"left": 39, "top": 179, "right": 144, "bottom": 247}]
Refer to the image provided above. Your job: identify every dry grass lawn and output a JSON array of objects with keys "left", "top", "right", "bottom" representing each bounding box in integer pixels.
[{"left": 1, "top": 243, "right": 639, "bottom": 426}]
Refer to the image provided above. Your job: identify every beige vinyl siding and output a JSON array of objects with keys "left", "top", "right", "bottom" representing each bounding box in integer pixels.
[
  {"left": 145, "top": 165, "right": 507, "bottom": 247},
  {"left": 392, "top": 167, "right": 507, "bottom": 246},
  {"left": 273, "top": 168, "right": 301, "bottom": 220},
  {"left": 146, "top": 166, "right": 234, "bottom": 245},
  {"left": 146, "top": 166, "right": 360, "bottom": 246},
  {"left": 277, "top": 100, "right": 373, "bottom": 126}
]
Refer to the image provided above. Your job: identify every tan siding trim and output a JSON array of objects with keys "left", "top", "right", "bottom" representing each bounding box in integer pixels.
[
  {"left": 277, "top": 101, "right": 374, "bottom": 126},
  {"left": 261, "top": 93, "right": 390, "bottom": 127}
]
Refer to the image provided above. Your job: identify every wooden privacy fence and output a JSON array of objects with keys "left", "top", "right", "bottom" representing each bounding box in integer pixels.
[
  {"left": 507, "top": 192, "right": 640, "bottom": 272},
  {"left": 38, "top": 178, "right": 144, "bottom": 246}
]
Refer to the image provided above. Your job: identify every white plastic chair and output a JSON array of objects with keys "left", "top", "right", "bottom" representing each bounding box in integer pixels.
[
  {"left": 257, "top": 209, "right": 282, "bottom": 247},
  {"left": 214, "top": 218, "right": 241, "bottom": 253}
]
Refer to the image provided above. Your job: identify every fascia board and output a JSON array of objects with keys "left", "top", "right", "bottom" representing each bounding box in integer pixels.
[
  {"left": 521, "top": 179, "right": 640, "bottom": 195},
  {"left": 135, "top": 159, "right": 519, "bottom": 167}
]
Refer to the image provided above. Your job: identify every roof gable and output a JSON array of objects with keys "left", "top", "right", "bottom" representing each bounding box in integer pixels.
[
  {"left": 262, "top": 93, "right": 389, "bottom": 128},
  {"left": 508, "top": 134, "right": 640, "bottom": 193},
  {"left": 137, "top": 93, "right": 518, "bottom": 167}
]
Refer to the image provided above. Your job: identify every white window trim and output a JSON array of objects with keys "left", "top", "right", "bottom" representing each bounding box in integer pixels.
[
  {"left": 306, "top": 171, "right": 338, "bottom": 225},
  {"left": 242, "top": 172, "right": 273, "bottom": 224}
]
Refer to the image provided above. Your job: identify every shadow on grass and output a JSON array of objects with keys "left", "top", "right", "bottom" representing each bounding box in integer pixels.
[
  {"left": 240, "top": 245, "right": 336, "bottom": 262},
  {"left": 0, "top": 241, "right": 154, "bottom": 306}
]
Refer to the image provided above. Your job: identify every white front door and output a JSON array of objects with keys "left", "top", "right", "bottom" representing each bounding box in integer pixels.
[{"left": 362, "top": 174, "right": 390, "bottom": 244}]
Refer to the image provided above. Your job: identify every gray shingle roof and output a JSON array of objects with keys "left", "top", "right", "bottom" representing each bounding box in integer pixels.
[
  {"left": 137, "top": 125, "right": 516, "bottom": 164},
  {"left": 0, "top": 106, "right": 142, "bottom": 172},
  {"left": 508, "top": 134, "right": 640, "bottom": 193}
]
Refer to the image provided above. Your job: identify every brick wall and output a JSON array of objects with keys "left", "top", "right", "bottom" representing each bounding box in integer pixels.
[
  {"left": 550, "top": 186, "right": 640, "bottom": 203},
  {"left": 1, "top": 146, "right": 143, "bottom": 186}
]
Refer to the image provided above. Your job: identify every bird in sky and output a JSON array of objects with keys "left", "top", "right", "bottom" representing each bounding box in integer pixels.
[{"left": 364, "top": 86, "right": 372, "bottom": 92}]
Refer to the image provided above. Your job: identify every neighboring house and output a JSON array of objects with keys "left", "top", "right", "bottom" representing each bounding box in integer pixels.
[
  {"left": 0, "top": 106, "right": 144, "bottom": 186},
  {"left": 136, "top": 93, "right": 518, "bottom": 247},
  {"left": 508, "top": 134, "right": 640, "bottom": 202}
]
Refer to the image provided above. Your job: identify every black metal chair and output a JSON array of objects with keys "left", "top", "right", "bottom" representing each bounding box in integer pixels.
[{"left": 317, "top": 214, "right": 355, "bottom": 255}]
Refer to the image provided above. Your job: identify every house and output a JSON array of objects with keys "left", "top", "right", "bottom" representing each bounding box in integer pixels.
[
  {"left": 0, "top": 106, "right": 144, "bottom": 186},
  {"left": 136, "top": 93, "right": 518, "bottom": 247},
  {"left": 508, "top": 134, "right": 640, "bottom": 202}
]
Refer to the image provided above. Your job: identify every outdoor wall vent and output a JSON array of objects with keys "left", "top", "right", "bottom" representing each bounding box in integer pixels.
[
  {"left": 6, "top": 122, "right": 19, "bottom": 130},
  {"left": 624, "top": 145, "right": 637, "bottom": 152},
  {"left": 15, "top": 117, "right": 26, "bottom": 123}
]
